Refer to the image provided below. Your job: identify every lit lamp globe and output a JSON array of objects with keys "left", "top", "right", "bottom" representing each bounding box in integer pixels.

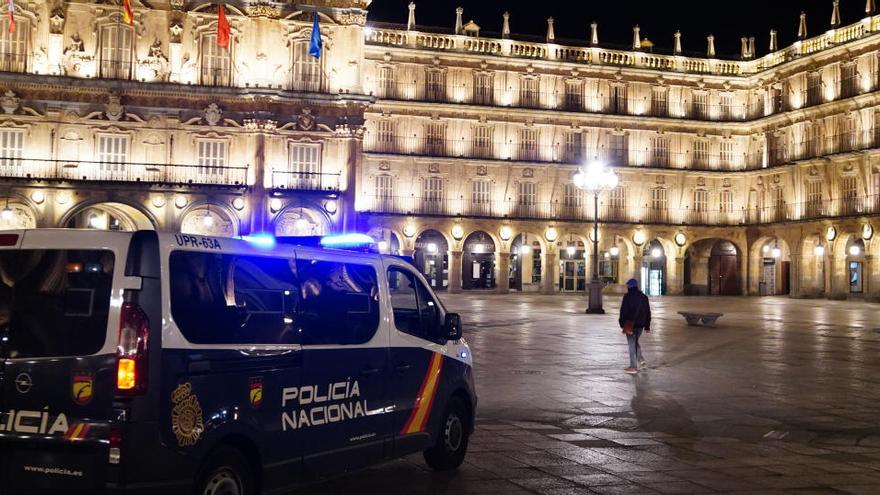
[
  {"left": 609, "top": 246, "right": 620, "bottom": 257},
  {"left": 814, "top": 245, "right": 825, "bottom": 257},
  {"left": 849, "top": 245, "right": 862, "bottom": 256},
  {"left": 566, "top": 245, "right": 576, "bottom": 256},
  {"left": 771, "top": 247, "right": 782, "bottom": 259}
]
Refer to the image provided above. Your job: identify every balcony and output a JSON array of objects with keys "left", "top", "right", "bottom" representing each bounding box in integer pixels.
[
  {"left": 271, "top": 170, "right": 341, "bottom": 192},
  {"left": 360, "top": 194, "right": 880, "bottom": 226},
  {"left": 369, "top": 82, "right": 767, "bottom": 122},
  {"left": 0, "top": 158, "right": 248, "bottom": 186}
]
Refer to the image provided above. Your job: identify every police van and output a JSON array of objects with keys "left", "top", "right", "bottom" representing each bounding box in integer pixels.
[{"left": 0, "top": 229, "right": 476, "bottom": 494}]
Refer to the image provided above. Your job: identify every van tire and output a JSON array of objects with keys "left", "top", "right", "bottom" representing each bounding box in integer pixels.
[
  {"left": 423, "top": 396, "right": 470, "bottom": 471},
  {"left": 195, "top": 446, "right": 255, "bottom": 495}
]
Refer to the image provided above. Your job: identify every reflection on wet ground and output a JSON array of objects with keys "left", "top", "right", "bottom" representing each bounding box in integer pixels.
[{"left": 296, "top": 294, "right": 880, "bottom": 494}]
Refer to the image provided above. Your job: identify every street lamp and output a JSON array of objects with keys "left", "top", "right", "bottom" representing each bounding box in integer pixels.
[{"left": 573, "top": 160, "right": 619, "bottom": 314}]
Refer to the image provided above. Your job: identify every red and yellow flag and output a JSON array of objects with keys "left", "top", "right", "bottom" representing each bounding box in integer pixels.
[
  {"left": 217, "top": 2, "right": 230, "bottom": 48},
  {"left": 7, "top": 0, "right": 15, "bottom": 33},
  {"left": 122, "top": 0, "right": 134, "bottom": 25}
]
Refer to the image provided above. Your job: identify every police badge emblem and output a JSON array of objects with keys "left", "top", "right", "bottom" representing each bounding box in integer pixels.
[
  {"left": 171, "top": 383, "right": 204, "bottom": 447},
  {"left": 71, "top": 371, "right": 94, "bottom": 406},
  {"left": 249, "top": 377, "right": 263, "bottom": 409}
]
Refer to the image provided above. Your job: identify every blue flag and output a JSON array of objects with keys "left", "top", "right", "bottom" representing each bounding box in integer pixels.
[{"left": 309, "top": 14, "right": 322, "bottom": 59}]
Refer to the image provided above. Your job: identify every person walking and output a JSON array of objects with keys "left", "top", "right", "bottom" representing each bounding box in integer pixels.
[{"left": 619, "top": 278, "right": 651, "bottom": 374}]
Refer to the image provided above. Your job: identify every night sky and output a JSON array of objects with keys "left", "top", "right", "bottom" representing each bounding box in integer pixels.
[{"left": 367, "top": 0, "right": 871, "bottom": 58}]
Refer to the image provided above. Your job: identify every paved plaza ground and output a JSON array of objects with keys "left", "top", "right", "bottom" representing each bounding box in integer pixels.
[{"left": 298, "top": 294, "right": 880, "bottom": 494}]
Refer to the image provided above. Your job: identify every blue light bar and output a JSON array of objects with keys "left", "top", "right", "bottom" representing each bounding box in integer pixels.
[
  {"left": 241, "top": 233, "right": 277, "bottom": 249},
  {"left": 319, "top": 233, "right": 375, "bottom": 249}
]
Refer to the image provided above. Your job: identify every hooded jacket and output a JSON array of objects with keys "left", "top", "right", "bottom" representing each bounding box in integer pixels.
[{"left": 619, "top": 287, "right": 651, "bottom": 329}]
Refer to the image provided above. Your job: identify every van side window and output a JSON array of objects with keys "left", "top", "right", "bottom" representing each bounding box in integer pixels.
[
  {"left": 170, "top": 252, "right": 300, "bottom": 345},
  {"left": 295, "top": 259, "right": 380, "bottom": 345},
  {"left": 387, "top": 267, "right": 441, "bottom": 341}
]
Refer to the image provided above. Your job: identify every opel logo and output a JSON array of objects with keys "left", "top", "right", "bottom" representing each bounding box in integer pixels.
[{"left": 14, "top": 373, "right": 32, "bottom": 394}]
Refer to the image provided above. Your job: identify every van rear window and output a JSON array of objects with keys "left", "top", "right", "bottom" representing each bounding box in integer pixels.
[{"left": 0, "top": 250, "right": 115, "bottom": 359}]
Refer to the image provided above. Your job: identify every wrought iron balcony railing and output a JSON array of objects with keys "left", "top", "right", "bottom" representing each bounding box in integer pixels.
[
  {"left": 0, "top": 158, "right": 248, "bottom": 186},
  {"left": 360, "top": 195, "right": 880, "bottom": 226},
  {"left": 270, "top": 170, "right": 341, "bottom": 192}
]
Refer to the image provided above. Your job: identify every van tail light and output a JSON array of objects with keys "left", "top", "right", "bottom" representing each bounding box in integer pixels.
[
  {"left": 0, "top": 234, "right": 18, "bottom": 246},
  {"left": 116, "top": 302, "right": 149, "bottom": 395},
  {"left": 109, "top": 428, "right": 122, "bottom": 465}
]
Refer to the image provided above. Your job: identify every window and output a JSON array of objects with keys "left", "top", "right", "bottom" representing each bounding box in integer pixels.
[
  {"left": 97, "top": 135, "right": 129, "bottom": 173},
  {"left": 377, "top": 66, "right": 395, "bottom": 98},
  {"left": 423, "top": 176, "right": 444, "bottom": 214},
  {"left": 0, "top": 129, "right": 23, "bottom": 169},
  {"left": 375, "top": 119, "right": 396, "bottom": 153},
  {"left": 288, "top": 143, "right": 321, "bottom": 189},
  {"left": 651, "top": 87, "right": 668, "bottom": 117},
  {"left": 292, "top": 40, "right": 323, "bottom": 92},
  {"left": 473, "top": 126, "right": 493, "bottom": 158},
  {"left": 837, "top": 115, "right": 854, "bottom": 152},
  {"left": 693, "top": 92, "right": 708, "bottom": 119},
  {"left": 169, "top": 252, "right": 300, "bottom": 345},
  {"left": 841, "top": 63, "right": 858, "bottom": 99},
  {"left": 0, "top": 16, "right": 27, "bottom": 72},
  {"left": 425, "top": 70, "right": 446, "bottom": 102},
  {"left": 693, "top": 190, "right": 708, "bottom": 212},
  {"left": 520, "top": 76, "right": 539, "bottom": 108},
  {"left": 607, "top": 186, "right": 626, "bottom": 221},
  {"left": 806, "top": 181, "right": 823, "bottom": 216},
  {"left": 519, "top": 128, "right": 538, "bottom": 161},
  {"left": 563, "top": 183, "right": 582, "bottom": 211},
  {"left": 471, "top": 179, "right": 492, "bottom": 215},
  {"left": 719, "top": 93, "right": 733, "bottom": 120},
  {"left": 99, "top": 24, "right": 133, "bottom": 79},
  {"left": 517, "top": 182, "right": 537, "bottom": 216},
  {"left": 197, "top": 139, "right": 227, "bottom": 176},
  {"left": 840, "top": 175, "right": 859, "bottom": 214},
  {"left": 473, "top": 72, "right": 494, "bottom": 105},
  {"left": 873, "top": 172, "right": 880, "bottom": 210},
  {"left": 425, "top": 122, "right": 445, "bottom": 155},
  {"left": 610, "top": 84, "right": 627, "bottom": 114},
  {"left": 651, "top": 136, "right": 669, "bottom": 167},
  {"left": 200, "top": 33, "right": 231, "bottom": 86},
  {"left": 720, "top": 190, "right": 734, "bottom": 213},
  {"left": 563, "top": 132, "right": 583, "bottom": 163},
  {"left": 375, "top": 174, "right": 393, "bottom": 210},
  {"left": 807, "top": 72, "right": 822, "bottom": 106},
  {"left": 650, "top": 187, "right": 668, "bottom": 222},
  {"left": 387, "top": 267, "right": 441, "bottom": 342},
  {"left": 564, "top": 80, "right": 584, "bottom": 111},
  {"left": 720, "top": 140, "right": 735, "bottom": 169},
  {"left": 693, "top": 139, "right": 709, "bottom": 168},
  {"left": 0, "top": 250, "right": 115, "bottom": 359},
  {"left": 608, "top": 133, "right": 627, "bottom": 164},
  {"left": 296, "top": 259, "right": 380, "bottom": 345}
]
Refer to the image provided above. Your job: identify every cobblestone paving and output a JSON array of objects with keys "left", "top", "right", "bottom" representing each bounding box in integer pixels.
[{"left": 297, "top": 294, "right": 880, "bottom": 494}]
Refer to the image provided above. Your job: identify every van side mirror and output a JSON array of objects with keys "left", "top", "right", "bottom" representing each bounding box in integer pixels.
[{"left": 444, "top": 313, "right": 462, "bottom": 341}]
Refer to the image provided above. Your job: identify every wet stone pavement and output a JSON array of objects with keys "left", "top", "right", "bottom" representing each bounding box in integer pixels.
[{"left": 296, "top": 294, "right": 880, "bottom": 494}]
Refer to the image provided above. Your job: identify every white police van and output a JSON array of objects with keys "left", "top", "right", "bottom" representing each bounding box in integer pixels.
[{"left": 0, "top": 229, "right": 476, "bottom": 494}]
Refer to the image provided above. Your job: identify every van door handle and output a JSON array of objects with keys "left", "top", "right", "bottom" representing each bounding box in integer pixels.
[
  {"left": 360, "top": 366, "right": 380, "bottom": 376},
  {"left": 394, "top": 363, "right": 411, "bottom": 374}
]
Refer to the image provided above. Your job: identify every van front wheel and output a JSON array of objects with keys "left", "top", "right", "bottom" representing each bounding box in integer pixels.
[
  {"left": 423, "top": 396, "right": 470, "bottom": 471},
  {"left": 196, "top": 447, "right": 255, "bottom": 495}
]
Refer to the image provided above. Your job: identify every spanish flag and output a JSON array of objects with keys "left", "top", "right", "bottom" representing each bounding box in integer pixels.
[
  {"left": 217, "top": 2, "right": 230, "bottom": 48},
  {"left": 7, "top": 0, "right": 14, "bottom": 34},
  {"left": 122, "top": 0, "right": 133, "bottom": 25}
]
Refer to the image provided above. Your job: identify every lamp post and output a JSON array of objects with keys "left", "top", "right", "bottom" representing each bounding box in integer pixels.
[{"left": 574, "top": 161, "right": 619, "bottom": 314}]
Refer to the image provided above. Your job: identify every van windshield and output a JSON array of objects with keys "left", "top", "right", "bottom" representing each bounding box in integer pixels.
[{"left": 0, "top": 250, "right": 115, "bottom": 359}]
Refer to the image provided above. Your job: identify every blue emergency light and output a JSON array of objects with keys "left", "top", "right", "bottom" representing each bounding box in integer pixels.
[
  {"left": 319, "top": 233, "right": 376, "bottom": 249},
  {"left": 241, "top": 233, "right": 277, "bottom": 249}
]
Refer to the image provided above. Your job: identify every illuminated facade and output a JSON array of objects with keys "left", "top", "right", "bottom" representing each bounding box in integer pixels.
[{"left": 0, "top": 1, "right": 877, "bottom": 300}]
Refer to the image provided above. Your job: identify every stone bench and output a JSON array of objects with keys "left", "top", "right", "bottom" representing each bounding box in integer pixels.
[{"left": 678, "top": 311, "right": 724, "bottom": 327}]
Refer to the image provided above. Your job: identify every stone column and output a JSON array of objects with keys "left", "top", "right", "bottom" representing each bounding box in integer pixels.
[
  {"left": 671, "top": 256, "right": 685, "bottom": 295},
  {"left": 448, "top": 250, "right": 463, "bottom": 294},
  {"left": 496, "top": 252, "right": 510, "bottom": 293},
  {"left": 541, "top": 249, "right": 558, "bottom": 294},
  {"left": 828, "top": 254, "right": 848, "bottom": 299},
  {"left": 247, "top": 133, "right": 268, "bottom": 235},
  {"left": 633, "top": 255, "right": 644, "bottom": 287},
  {"left": 789, "top": 253, "right": 803, "bottom": 298},
  {"left": 864, "top": 255, "right": 876, "bottom": 301}
]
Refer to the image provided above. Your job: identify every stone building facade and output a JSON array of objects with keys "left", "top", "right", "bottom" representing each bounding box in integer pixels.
[{"left": 0, "top": 1, "right": 877, "bottom": 301}]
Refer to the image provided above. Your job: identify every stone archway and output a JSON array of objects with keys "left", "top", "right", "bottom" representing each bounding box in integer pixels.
[
  {"left": 749, "top": 236, "right": 792, "bottom": 296},
  {"left": 64, "top": 201, "right": 155, "bottom": 231},
  {"left": 414, "top": 229, "right": 450, "bottom": 291},
  {"left": 510, "top": 231, "right": 547, "bottom": 292},
  {"left": 684, "top": 239, "right": 743, "bottom": 296},
  {"left": 274, "top": 206, "right": 329, "bottom": 237},
  {"left": 641, "top": 239, "right": 667, "bottom": 296},
  {"left": 462, "top": 231, "right": 496, "bottom": 290},
  {"left": 180, "top": 203, "right": 238, "bottom": 237}
]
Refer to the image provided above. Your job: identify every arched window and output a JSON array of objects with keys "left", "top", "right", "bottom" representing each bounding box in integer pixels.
[
  {"left": 0, "top": 15, "right": 28, "bottom": 72},
  {"left": 99, "top": 23, "right": 134, "bottom": 79},
  {"left": 200, "top": 33, "right": 232, "bottom": 86},
  {"left": 291, "top": 40, "right": 324, "bottom": 91}
]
